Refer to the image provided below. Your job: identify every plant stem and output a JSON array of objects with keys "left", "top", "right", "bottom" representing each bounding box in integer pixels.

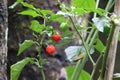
[
  {"left": 103, "top": 1, "right": 120, "bottom": 80},
  {"left": 107, "top": 1, "right": 115, "bottom": 12},
  {"left": 70, "top": 0, "right": 101, "bottom": 79},
  {"left": 86, "top": 29, "right": 95, "bottom": 44},
  {"left": 71, "top": 60, "right": 82, "bottom": 80},
  {"left": 90, "top": 55, "right": 102, "bottom": 80},
  {"left": 37, "top": 44, "right": 45, "bottom": 80},
  {"left": 69, "top": 0, "right": 100, "bottom": 74},
  {"left": 71, "top": 29, "right": 98, "bottom": 80},
  {"left": 89, "top": 30, "right": 98, "bottom": 47},
  {"left": 94, "top": 0, "right": 100, "bottom": 18},
  {"left": 69, "top": 16, "right": 95, "bottom": 64},
  {"left": 41, "top": 68, "right": 45, "bottom": 80},
  {"left": 105, "top": 0, "right": 114, "bottom": 11},
  {"left": 97, "top": 0, "right": 115, "bottom": 79},
  {"left": 36, "top": 18, "right": 46, "bottom": 80},
  {"left": 40, "top": 18, "right": 47, "bottom": 80},
  {"left": 69, "top": 16, "right": 98, "bottom": 80},
  {"left": 98, "top": 23, "right": 115, "bottom": 80},
  {"left": 89, "top": 0, "right": 101, "bottom": 78}
]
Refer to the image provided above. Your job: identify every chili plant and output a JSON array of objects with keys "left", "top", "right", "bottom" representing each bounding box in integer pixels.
[
  {"left": 10, "top": 0, "right": 120, "bottom": 80},
  {"left": 10, "top": 0, "right": 72, "bottom": 80}
]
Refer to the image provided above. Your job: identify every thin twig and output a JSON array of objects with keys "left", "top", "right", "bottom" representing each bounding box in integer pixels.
[{"left": 90, "top": 55, "right": 102, "bottom": 80}]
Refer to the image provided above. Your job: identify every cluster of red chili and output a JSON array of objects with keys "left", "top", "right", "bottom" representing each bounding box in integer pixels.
[{"left": 46, "top": 33, "right": 61, "bottom": 55}]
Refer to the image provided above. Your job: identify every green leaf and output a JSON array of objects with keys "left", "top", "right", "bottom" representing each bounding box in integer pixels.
[
  {"left": 118, "top": 32, "right": 120, "bottom": 42},
  {"left": 66, "top": 66, "right": 90, "bottom": 80},
  {"left": 60, "top": 3, "right": 67, "bottom": 11},
  {"left": 93, "top": 8, "right": 105, "bottom": 16},
  {"left": 72, "top": 0, "right": 96, "bottom": 11},
  {"left": 94, "top": 38, "right": 105, "bottom": 53},
  {"left": 10, "top": 57, "right": 33, "bottom": 80},
  {"left": 18, "top": 40, "right": 35, "bottom": 56},
  {"left": 40, "top": 10, "right": 52, "bottom": 16},
  {"left": 18, "top": 9, "right": 40, "bottom": 17},
  {"left": 118, "top": 32, "right": 120, "bottom": 41},
  {"left": 73, "top": 8, "right": 86, "bottom": 15},
  {"left": 17, "top": 0, "right": 23, "bottom": 3},
  {"left": 103, "top": 26, "right": 110, "bottom": 35},
  {"left": 49, "top": 14, "right": 69, "bottom": 23},
  {"left": 30, "top": 20, "right": 44, "bottom": 33},
  {"left": 20, "top": 2, "right": 35, "bottom": 9},
  {"left": 49, "top": 14, "right": 63, "bottom": 20},
  {"left": 61, "top": 31, "right": 74, "bottom": 37},
  {"left": 66, "top": 66, "right": 74, "bottom": 80},
  {"left": 79, "top": 70, "right": 91, "bottom": 80},
  {"left": 56, "top": 39, "right": 73, "bottom": 47}
]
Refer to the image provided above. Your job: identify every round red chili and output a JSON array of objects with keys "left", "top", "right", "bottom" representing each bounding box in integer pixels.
[
  {"left": 51, "top": 34, "right": 61, "bottom": 42},
  {"left": 46, "top": 44, "right": 56, "bottom": 55}
]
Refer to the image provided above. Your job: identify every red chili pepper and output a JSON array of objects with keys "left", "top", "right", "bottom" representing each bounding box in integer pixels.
[
  {"left": 51, "top": 34, "right": 61, "bottom": 42},
  {"left": 46, "top": 44, "right": 56, "bottom": 55}
]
